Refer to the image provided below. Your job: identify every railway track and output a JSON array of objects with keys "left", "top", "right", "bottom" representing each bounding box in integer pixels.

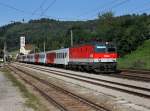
[
  {"left": 107, "top": 73, "right": 150, "bottom": 82},
  {"left": 14, "top": 63, "right": 150, "bottom": 99},
  {"left": 121, "top": 69, "right": 150, "bottom": 74},
  {"left": 16, "top": 62, "right": 150, "bottom": 82},
  {"left": 8, "top": 65, "right": 109, "bottom": 111},
  {"left": 109, "top": 69, "right": 150, "bottom": 82}
]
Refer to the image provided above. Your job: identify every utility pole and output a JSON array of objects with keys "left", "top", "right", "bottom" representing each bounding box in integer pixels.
[
  {"left": 43, "top": 41, "right": 45, "bottom": 52},
  {"left": 3, "top": 41, "right": 7, "bottom": 63},
  {"left": 34, "top": 45, "right": 35, "bottom": 54},
  {"left": 70, "top": 29, "right": 73, "bottom": 47}
]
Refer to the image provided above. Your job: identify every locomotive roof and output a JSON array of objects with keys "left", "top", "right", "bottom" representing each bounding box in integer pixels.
[{"left": 71, "top": 42, "right": 115, "bottom": 48}]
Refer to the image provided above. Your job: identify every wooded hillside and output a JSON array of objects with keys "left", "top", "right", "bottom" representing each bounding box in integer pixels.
[{"left": 0, "top": 12, "right": 150, "bottom": 56}]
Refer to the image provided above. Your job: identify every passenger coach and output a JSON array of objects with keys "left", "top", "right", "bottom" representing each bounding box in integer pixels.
[{"left": 18, "top": 42, "right": 118, "bottom": 73}]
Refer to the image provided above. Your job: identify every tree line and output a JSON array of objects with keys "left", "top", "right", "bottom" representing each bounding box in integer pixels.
[{"left": 0, "top": 12, "right": 150, "bottom": 56}]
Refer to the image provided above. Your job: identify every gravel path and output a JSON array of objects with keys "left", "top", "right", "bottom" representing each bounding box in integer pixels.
[{"left": 0, "top": 71, "right": 34, "bottom": 111}]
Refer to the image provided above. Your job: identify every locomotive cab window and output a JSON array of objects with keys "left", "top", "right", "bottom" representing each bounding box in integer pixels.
[
  {"left": 95, "top": 45, "right": 106, "bottom": 52},
  {"left": 107, "top": 47, "right": 116, "bottom": 52}
]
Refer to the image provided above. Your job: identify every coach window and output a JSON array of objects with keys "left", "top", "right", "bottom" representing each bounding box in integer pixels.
[
  {"left": 58, "top": 53, "right": 59, "bottom": 58},
  {"left": 64, "top": 53, "right": 65, "bottom": 58},
  {"left": 64, "top": 53, "right": 66, "bottom": 58},
  {"left": 56, "top": 53, "right": 58, "bottom": 58},
  {"left": 61, "top": 53, "right": 63, "bottom": 58},
  {"left": 63, "top": 53, "right": 65, "bottom": 58}
]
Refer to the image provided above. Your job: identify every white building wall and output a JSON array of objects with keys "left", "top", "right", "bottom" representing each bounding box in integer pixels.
[{"left": 20, "top": 36, "right": 31, "bottom": 54}]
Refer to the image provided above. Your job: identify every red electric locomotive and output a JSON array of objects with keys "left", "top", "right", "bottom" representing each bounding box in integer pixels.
[{"left": 69, "top": 42, "right": 117, "bottom": 72}]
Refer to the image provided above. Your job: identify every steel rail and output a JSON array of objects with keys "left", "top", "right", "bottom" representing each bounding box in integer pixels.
[
  {"left": 9, "top": 65, "right": 109, "bottom": 111},
  {"left": 14, "top": 63, "right": 150, "bottom": 99}
]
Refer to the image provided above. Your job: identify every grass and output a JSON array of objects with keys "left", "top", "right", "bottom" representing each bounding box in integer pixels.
[
  {"left": 118, "top": 40, "right": 150, "bottom": 70},
  {"left": 10, "top": 50, "right": 19, "bottom": 57},
  {"left": 0, "top": 67, "right": 48, "bottom": 111}
]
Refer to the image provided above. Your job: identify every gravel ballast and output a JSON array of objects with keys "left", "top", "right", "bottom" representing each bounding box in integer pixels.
[{"left": 15, "top": 63, "right": 150, "bottom": 111}]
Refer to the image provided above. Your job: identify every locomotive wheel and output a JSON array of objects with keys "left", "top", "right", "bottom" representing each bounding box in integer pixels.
[
  {"left": 94, "top": 68, "right": 101, "bottom": 73},
  {"left": 78, "top": 65, "right": 84, "bottom": 71},
  {"left": 84, "top": 66, "right": 91, "bottom": 72}
]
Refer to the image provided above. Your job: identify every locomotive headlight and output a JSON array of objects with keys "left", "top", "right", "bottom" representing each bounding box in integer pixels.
[{"left": 113, "top": 59, "right": 116, "bottom": 62}]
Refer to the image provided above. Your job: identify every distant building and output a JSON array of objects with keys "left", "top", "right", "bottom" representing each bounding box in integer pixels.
[
  {"left": 20, "top": 36, "right": 32, "bottom": 54},
  {"left": 0, "top": 58, "right": 3, "bottom": 62}
]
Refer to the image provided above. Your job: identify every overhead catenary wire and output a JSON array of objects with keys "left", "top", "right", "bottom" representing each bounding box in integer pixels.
[
  {"left": 0, "top": 1, "right": 27, "bottom": 13},
  {"left": 46, "top": 0, "right": 130, "bottom": 21},
  {"left": 0, "top": 0, "right": 148, "bottom": 21},
  {"left": 108, "top": 0, "right": 130, "bottom": 10},
  {"left": 0, "top": 0, "right": 130, "bottom": 21},
  {"left": 76, "top": 0, "right": 118, "bottom": 18},
  {"left": 31, "top": 0, "right": 47, "bottom": 16},
  {"left": 0, "top": 1, "right": 62, "bottom": 21},
  {"left": 40, "top": 0, "right": 57, "bottom": 17},
  {"left": 79, "top": 0, "right": 130, "bottom": 19},
  {"left": 133, "top": 1, "right": 150, "bottom": 14},
  {"left": 136, "top": 7, "right": 150, "bottom": 14}
]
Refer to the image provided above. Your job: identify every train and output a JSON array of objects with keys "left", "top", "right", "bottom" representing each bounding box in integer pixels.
[{"left": 18, "top": 42, "right": 118, "bottom": 73}]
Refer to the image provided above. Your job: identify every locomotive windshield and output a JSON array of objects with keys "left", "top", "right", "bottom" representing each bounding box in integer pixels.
[
  {"left": 95, "top": 44, "right": 116, "bottom": 53},
  {"left": 95, "top": 45, "right": 106, "bottom": 52},
  {"left": 107, "top": 47, "right": 116, "bottom": 52}
]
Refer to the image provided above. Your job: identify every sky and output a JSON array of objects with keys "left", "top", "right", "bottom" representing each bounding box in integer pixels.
[{"left": 0, "top": 0, "right": 150, "bottom": 26}]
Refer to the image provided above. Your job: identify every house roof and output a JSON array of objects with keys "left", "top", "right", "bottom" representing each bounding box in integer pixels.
[{"left": 25, "top": 44, "right": 33, "bottom": 50}]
